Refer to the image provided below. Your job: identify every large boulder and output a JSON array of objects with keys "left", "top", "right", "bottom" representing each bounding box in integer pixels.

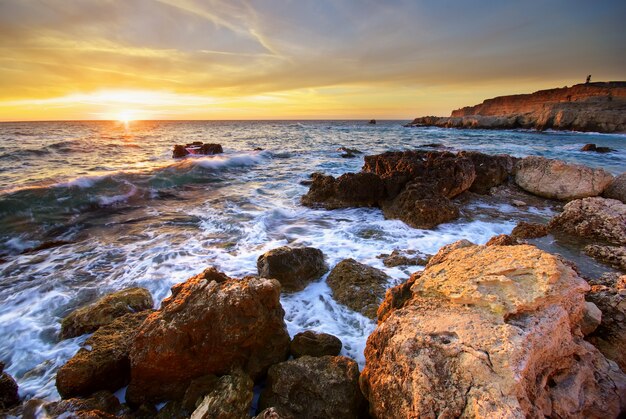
[
  {"left": 586, "top": 273, "right": 626, "bottom": 371},
  {"left": 326, "top": 259, "right": 390, "bottom": 319},
  {"left": 363, "top": 150, "right": 476, "bottom": 199},
  {"left": 60, "top": 287, "right": 153, "bottom": 339},
  {"left": 514, "top": 156, "right": 613, "bottom": 200},
  {"left": 603, "top": 172, "right": 626, "bottom": 204},
  {"left": 290, "top": 331, "right": 342, "bottom": 358},
  {"left": 56, "top": 311, "right": 151, "bottom": 399},
  {"left": 459, "top": 151, "right": 515, "bottom": 194},
  {"left": 549, "top": 197, "right": 626, "bottom": 245},
  {"left": 257, "top": 246, "right": 328, "bottom": 292},
  {"left": 190, "top": 370, "right": 253, "bottom": 419},
  {"left": 381, "top": 183, "right": 459, "bottom": 229},
  {"left": 0, "top": 362, "right": 19, "bottom": 409},
  {"left": 126, "top": 268, "right": 290, "bottom": 405},
  {"left": 258, "top": 356, "right": 367, "bottom": 419},
  {"left": 360, "top": 243, "right": 626, "bottom": 418},
  {"left": 301, "top": 172, "right": 386, "bottom": 209}
]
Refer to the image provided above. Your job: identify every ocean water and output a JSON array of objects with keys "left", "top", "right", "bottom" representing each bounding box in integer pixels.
[{"left": 0, "top": 120, "right": 624, "bottom": 401}]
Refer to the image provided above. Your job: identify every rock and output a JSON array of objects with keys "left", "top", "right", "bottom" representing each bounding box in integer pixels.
[
  {"left": 255, "top": 407, "right": 291, "bottom": 419},
  {"left": 290, "top": 331, "right": 342, "bottom": 358},
  {"left": 512, "top": 199, "right": 527, "bottom": 207},
  {"left": 381, "top": 183, "right": 459, "bottom": 229},
  {"left": 60, "top": 287, "right": 153, "bottom": 339},
  {"left": 425, "top": 239, "right": 474, "bottom": 267},
  {"left": 580, "top": 143, "right": 614, "bottom": 152},
  {"left": 257, "top": 246, "right": 328, "bottom": 292},
  {"left": 548, "top": 197, "right": 626, "bottom": 245},
  {"left": 581, "top": 301, "right": 602, "bottom": 335},
  {"left": 301, "top": 172, "right": 386, "bottom": 209},
  {"left": 0, "top": 362, "right": 19, "bottom": 409},
  {"left": 337, "top": 147, "right": 362, "bottom": 154},
  {"left": 173, "top": 143, "right": 223, "bottom": 158},
  {"left": 56, "top": 311, "right": 151, "bottom": 399},
  {"left": 363, "top": 150, "right": 476, "bottom": 199},
  {"left": 33, "top": 391, "right": 122, "bottom": 418},
  {"left": 126, "top": 268, "right": 290, "bottom": 405},
  {"left": 603, "top": 172, "right": 626, "bottom": 203},
  {"left": 360, "top": 244, "right": 626, "bottom": 418},
  {"left": 326, "top": 259, "right": 390, "bottom": 318},
  {"left": 377, "top": 249, "right": 431, "bottom": 267},
  {"left": 369, "top": 119, "right": 376, "bottom": 124},
  {"left": 586, "top": 273, "right": 626, "bottom": 371},
  {"left": 406, "top": 82, "right": 626, "bottom": 133},
  {"left": 181, "top": 375, "right": 219, "bottom": 413},
  {"left": 376, "top": 273, "right": 419, "bottom": 323},
  {"left": 584, "top": 245, "right": 626, "bottom": 271},
  {"left": 190, "top": 370, "right": 253, "bottom": 419},
  {"left": 458, "top": 151, "right": 514, "bottom": 194},
  {"left": 514, "top": 156, "right": 613, "bottom": 200},
  {"left": 258, "top": 356, "right": 367, "bottom": 419},
  {"left": 340, "top": 152, "right": 356, "bottom": 158},
  {"left": 485, "top": 234, "right": 519, "bottom": 246},
  {"left": 510, "top": 221, "right": 549, "bottom": 239}
]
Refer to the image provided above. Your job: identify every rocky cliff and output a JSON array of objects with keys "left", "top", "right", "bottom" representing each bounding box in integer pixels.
[{"left": 409, "top": 82, "right": 626, "bottom": 133}]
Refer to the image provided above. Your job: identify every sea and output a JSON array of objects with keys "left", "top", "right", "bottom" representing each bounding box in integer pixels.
[{"left": 0, "top": 120, "right": 624, "bottom": 401}]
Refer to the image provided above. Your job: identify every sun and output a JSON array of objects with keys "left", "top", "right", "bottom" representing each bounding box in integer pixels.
[{"left": 116, "top": 110, "right": 135, "bottom": 123}]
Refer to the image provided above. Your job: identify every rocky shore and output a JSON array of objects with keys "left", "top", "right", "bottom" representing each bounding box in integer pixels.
[
  {"left": 407, "top": 82, "right": 626, "bottom": 133},
  {"left": 2, "top": 148, "right": 626, "bottom": 418}
]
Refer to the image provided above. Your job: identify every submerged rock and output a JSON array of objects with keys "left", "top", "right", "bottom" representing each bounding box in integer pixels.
[
  {"left": 586, "top": 273, "right": 626, "bottom": 371},
  {"left": 172, "top": 142, "right": 223, "bottom": 158},
  {"left": 580, "top": 143, "right": 614, "bottom": 152},
  {"left": 377, "top": 249, "right": 432, "bottom": 267},
  {"left": 549, "top": 197, "right": 626, "bottom": 245},
  {"left": 326, "top": 259, "right": 390, "bottom": 318},
  {"left": 290, "top": 331, "right": 342, "bottom": 358},
  {"left": 126, "top": 268, "right": 290, "bottom": 404},
  {"left": 258, "top": 356, "right": 367, "bottom": 419},
  {"left": 257, "top": 246, "right": 328, "bottom": 292},
  {"left": 604, "top": 172, "right": 626, "bottom": 204},
  {"left": 56, "top": 311, "right": 151, "bottom": 399},
  {"left": 190, "top": 370, "right": 253, "bottom": 419},
  {"left": 515, "top": 156, "right": 613, "bottom": 200},
  {"left": 60, "top": 287, "right": 153, "bottom": 339},
  {"left": 361, "top": 243, "right": 626, "bottom": 418},
  {"left": 0, "top": 362, "right": 19, "bottom": 409}
]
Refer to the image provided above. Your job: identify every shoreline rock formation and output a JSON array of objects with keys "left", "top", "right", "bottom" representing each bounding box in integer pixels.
[{"left": 407, "top": 82, "right": 626, "bottom": 133}]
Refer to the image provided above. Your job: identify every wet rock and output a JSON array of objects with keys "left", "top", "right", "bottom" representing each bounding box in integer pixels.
[
  {"left": 254, "top": 407, "right": 291, "bottom": 419},
  {"left": 363, "top": 150, "right": 476, "bottom": 199},
  {"left": 258, "top": 356, "right": 367, "bottom": 419},
  {"left": 326, "top": 259, "right": 390, "bottom": 318},
  {"left": 61, "top": 287, "right": 153, "bottom": 339},
  {"left": 548, "top": 197, "right": 626, "bottom": 245},
  {"left": 290, "top": 331, "right": 342, "bottom": 358},
  {"left": 584, "top": 244, "right": 626, "bottom": 271},
  {"left": 369, "top": 119, "right": 376, "bottom": 124},
  {"left": 581, "top": 301, "right": 602, "bottom": 335},
  {"left": 515, "top": 156, "right": 614, "bottom": 200},
  {"left": 603, "top": 172, "right": 626, "bottom": 204},
  {"left": 377, "top": 249, "right": 431, "bottom": 267},
  {"left": 512, "top": 199, "right": 527, "bottom": 207},
  {"left": 190, "top": 370, "right": 253, "bottom": 419},
  {"left": 337, "top": 147, "right": 362, "bottom": 154},
  {"left": 301, "top": 172, "right": 386, "bottom": 209},
  {"left": 425, "top": 239, "right": 474, "bottom": 267},
  {"left": 510, "top": 221, "right": 549, "bottom": 239},
  {"left": 155, "top": 401, "right": 188, "bottom": 419},
  {"left": 458, "top": 151, "right": 514, "bottom": 194},
  {"left": 361, "top": 244, "right": 626, "bottom": 418},
  {"left": 181, "top": 375, "right": 219, "bottom": 412},
  {"left": 34, "top": 391, "right": 122, "bottom": 418},
  {"left": 56, "top": 311, "right": 151, "bottom": 399},
  {"left": 586, "top": 273, "right": 626, "bottom": 371},
  {"left": 485, "top": 234, "right": 519, "bottom": 246},
  {"left": 0, "top": 362, "right": 19, "bottom": 409},
  {"left": 173, "top": 142, "right": 223, "bottom": 158},
  {"left": 580, "top": 143, "right": 614, "bottom": 152},
  {"left": 257, "top": 246, "right": 328, "bottom": 292},
  {"left": 381, "top": 183, "right": 459, "bottom": 229},
  {"left": 126, "top": 268, "right": 290, "bottom": 405},
  {"left": 376, "top": 273, "right": 419, "bottom": 323}
]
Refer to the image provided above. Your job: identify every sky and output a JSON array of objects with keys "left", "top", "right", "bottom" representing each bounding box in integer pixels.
[{"left": 0, "top": 0, "right": 624, "bottom": 121}]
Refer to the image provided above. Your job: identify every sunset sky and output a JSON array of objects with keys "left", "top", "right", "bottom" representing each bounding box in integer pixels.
[{"left": 0, "top": 0, "right": 624, "bottom": 121}]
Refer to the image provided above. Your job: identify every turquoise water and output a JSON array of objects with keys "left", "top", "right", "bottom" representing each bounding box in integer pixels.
[{"left": 0, "top": 120, "right": 624, "bottom": 400}]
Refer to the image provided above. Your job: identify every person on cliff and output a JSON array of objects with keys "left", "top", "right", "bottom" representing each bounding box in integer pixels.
[{"left": 586, "top": 75, "right": 591, "bottom": 83}]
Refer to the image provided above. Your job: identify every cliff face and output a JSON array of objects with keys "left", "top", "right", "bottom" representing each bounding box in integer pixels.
[{"left": 410, "top": 82, "right": 626, "bottom": 133}]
